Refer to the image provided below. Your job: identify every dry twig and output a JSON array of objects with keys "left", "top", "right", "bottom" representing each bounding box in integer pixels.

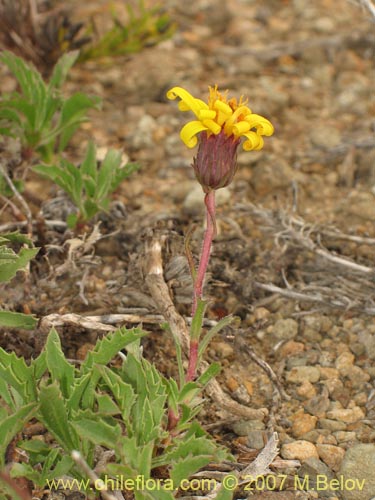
[{"left": 0, "top": 163, "right": 33, "bottom": 235}]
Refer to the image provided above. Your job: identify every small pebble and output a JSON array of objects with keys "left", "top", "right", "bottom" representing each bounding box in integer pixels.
[
  {"left": 332, "top": 431, "right": 356, "bottom": 443},
  {"left": 281, "top": 440, "right": 319, "bottom": 461},
  {"left": 286, "top": 365, "right": 321, "bottom": 384},
  {"left": 326, "top": 406, "right": 365, "bottom": 424},
  {"left": 291, "top": 412, "right": 318, "bottom": 438},
  {"left": 272, "top": 318, "right": 299, "bottom": 340},
  {"left": 297, "top": 380, "right": 317, "bottom": 399},
  {"left": 319, "top": 418, "right": 347, "bottom": 432}
]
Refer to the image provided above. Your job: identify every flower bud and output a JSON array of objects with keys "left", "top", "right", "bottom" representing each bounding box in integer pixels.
[{"left": 192, "top": 130, "right": 240, "bottom": 192}]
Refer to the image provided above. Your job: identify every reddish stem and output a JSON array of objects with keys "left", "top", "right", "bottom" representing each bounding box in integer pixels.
[
  {"left": 187, "top": 190, "right": 216, "bottom": 381},
  {"left": 192, "top": 190, "right": 216, "bottom": 315}
]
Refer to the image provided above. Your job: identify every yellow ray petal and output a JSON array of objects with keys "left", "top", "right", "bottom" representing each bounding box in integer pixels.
[
  {"left": 232, "top": 121, "right": 251, "bottom": 136},
  {"left": 242, "top": 131, "right": 263, "bottom": 151},
  {"left": 224, "top": 105, "right": 252, "bottom": 135},
  {"left": 245, "top": 114, "right": 274, "bottom": 136},
  {"left": 198, "top": 109, "right": 217, "bottom": 120},
  {"left": 201, "top": 119, "right": 221, "bottom": 135},
  {"left": 167, "top": 87, "right": 208, "bottom": 117},
  {"left": 180, "top": 120, "right": 209, "bottom": 148},
  {"left": 213, "top": 100, "right": 232, "bottom": 115}
]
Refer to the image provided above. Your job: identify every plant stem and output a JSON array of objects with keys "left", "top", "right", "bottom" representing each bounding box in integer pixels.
[
  {"left": 192, "top": 190, "right": 216, "bottom": 315},
  {"left": 187, "top": 190, "right": 216, "bottom": 381}
]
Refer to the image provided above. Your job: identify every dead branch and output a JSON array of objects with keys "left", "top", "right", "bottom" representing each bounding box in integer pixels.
[
  {"left": 235, "top": 203, "right": 375, "bottom": 316},
  {"left": 0, "top": 162, "right": 33, "bottom": 236},
  {"left": 144, "top": 234, "right": 268, "bottom": 421}
]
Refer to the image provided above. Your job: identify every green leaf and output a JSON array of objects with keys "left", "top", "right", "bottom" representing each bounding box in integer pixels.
[
  {"left": 190, "top": 298, "right": 207, "bottom": 342},
  {"left": 0, "top": 231, "right": 34, "bottom": 247},
  {"left": 111, "top": 162, "right": 140, "bottom": 191},
  {"left": 0, "top": 349, "right": 36, "bottom": 403},
  {"left": 81, "top": 327, "right": 147, "bottom": 373},
  {"left": 66, "top": 213, "right": 79, "bottom": 228},
  {"left": 214, "top": 482, "right": 235, "bottom": 500},
  {"left": 96, "top": 392, "right": 121, "bottom": 415},
  {"left": 57, "top": 93, "right": 101, "bottom": 151},
  {"left": 0, "top": 51, "right": 45, "bottom": 103},
  {"left": 48, "top": 51, "right": 80, "bottom": 90},
  {"left": 0, "top": 246, "right": 39, "bottom": 283},
  {"left": 170, "top": 455, "right": 212, "bottom": 487},
  {"left": 71, "top": 412, "right": 122, "bottom": 449},
  {"left": 96, "top": 148, "right": 122, "bottom": 200},
  {"left": 66, "top": 372, "right": 92, "bottom": 413},
  {"left": 0, "top": 310, "right": 37, "bottom": 329},
  {"left": 198, "top": 315, "right": 234, "bottom": 358},
  {"left": 196, "top": 362, "right": 221, "bottom": 386},
  {"left": 38, "top": 382, "right": 79, "bottom": 451},
  {"left": 0, "top": 403, "right": 37, "bottom": 465},
  {"left": 80, "top": 141, "right": 97, "bottom": 183},
  {"left": 82, "top": 199, "right": 100, "bottom": 220},
  {"left": 45, "top": 328, "right": 75, "bottom": 399},
  {"left": 97, "top": 365, "right": 135, "bottom": 423},
  {"left": 178, "top": 382, "right": 200, "bottom": 404}
]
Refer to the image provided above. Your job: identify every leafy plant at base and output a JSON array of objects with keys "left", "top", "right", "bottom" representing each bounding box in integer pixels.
[
  {"left": 0, "top": 50, "right": 101, "bottom": 162},
  {"left": 0, "top": 232, "right": 39, "bottom": 329},
  {"left": 33, "top": 141, "right": 139, "bottom": 227},
  {"left": 0, "top": 328, "right": 229, "bottom": 498}
]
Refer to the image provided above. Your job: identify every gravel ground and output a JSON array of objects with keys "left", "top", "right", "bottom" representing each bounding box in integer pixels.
[{"left": 1, "top": 1, "right": 375, "bottom": 499}]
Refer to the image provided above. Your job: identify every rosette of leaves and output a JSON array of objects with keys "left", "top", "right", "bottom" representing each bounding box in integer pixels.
[
  {"left": 0, "top": 50, "right": 101, "bottom": 162},
  {"left": 34, "top": 141, "right": 139, "bottom": 227},
  {"left": 0, "top": 328, "right": 230, "bottom": 499}
]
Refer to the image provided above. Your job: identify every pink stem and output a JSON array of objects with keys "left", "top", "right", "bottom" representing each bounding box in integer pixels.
[
  {"left": 187, "top": 190, "right": 216, "bottom": 381},
  {"left": 192, "top": 190, "right": 216, "bottom": 315}
]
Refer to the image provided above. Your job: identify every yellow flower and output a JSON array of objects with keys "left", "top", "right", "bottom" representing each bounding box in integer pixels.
[{"left": 167, "top": 85, "right": 274, "bottom": 151}]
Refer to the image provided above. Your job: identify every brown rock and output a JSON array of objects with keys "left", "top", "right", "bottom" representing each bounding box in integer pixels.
[
  {"left": 281, "top": 440, "right": 319, "bottom": 461},
  {"left": 296, "top": 380, "right": 317, "bottom": 399},
  {"left": 278, "top": 340, "right": 305, "bottom": 358},
  {"left": 291, "top": 412, "right": 318, "bottom": 438},
  {"left": 326, "top": 406, "right": 365, "bottom": 424},
  {"left": 319, "top": 366, "right": 340, "bottom": 380},
  {"left": 286, "top": 365, "right": 321, "bottom": 384},
  {"left": 316, "top": 443, "right": 345, "bottom": 471}
]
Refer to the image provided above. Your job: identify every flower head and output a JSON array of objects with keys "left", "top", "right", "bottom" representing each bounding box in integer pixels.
[
  {"left": 167, "top": 85, "right": 273, "bottom": 191},
  {"left": 167, "top": 85, "right": 273, "bottom": 151}
]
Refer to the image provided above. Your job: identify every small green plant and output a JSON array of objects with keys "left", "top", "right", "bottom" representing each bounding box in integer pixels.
[
  {"left": 0, "top": 232, "right": 39, "bottom": 329},
  {"left": 33, "top": 141, "right": 139, "bottom": 228},
  {"left": 0, "top": 327, "right": 228, "bottom": 498},
  {"left": 79, "top": 1, "right": 174, "bottom": 61},
  {"left": 0, "top": 50, "right": 100, "bottom": 162}
]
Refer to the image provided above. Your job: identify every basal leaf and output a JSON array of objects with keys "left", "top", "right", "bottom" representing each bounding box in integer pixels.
[
  {"left": 80, "top": 141, "right": 97, "bottom": 182},
  {"left": 0, "top": 310, "right": 37, "bottom": 330},
  {"left": 48, "top": 51, "right": 80, "bottom": 90},
  {"left": 97, "top": 365, "right": 135, "bottom": 422},
  {"left": 45, "top": 328, "right": 75, "bottom": 399},
  {"left": 0, "top": 403, "right": 37, "bottom": 465},
  {"left": 170, "top": 455, "right": 212, "bottom": 488},
  {"left": 0, "top": 246, "right": 39, "bottom": 283},
  {"left": 71, "top": 412, "right": 122, "bottom": 450},
  {"left": 0, "top": 349, "right": 36, "bottom": 402},
  {"left": 38, "top": 382, "right": 79, "bottom": 451},
  {"left": 81, "top": 327, "right": 147, "bottom": 373}
]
